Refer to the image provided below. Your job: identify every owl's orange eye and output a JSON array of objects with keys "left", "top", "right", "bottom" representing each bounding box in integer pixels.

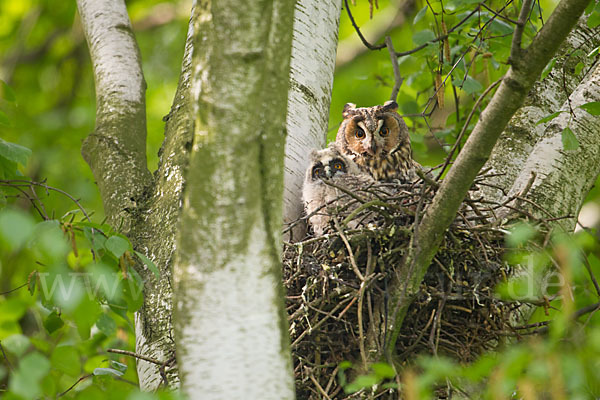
[
  {"left": 333, "top": 162, "right": 343, "bottom": 170},
  {"left": 380, "top": 125, "right": 389, "bottom": 137},
  {"left": 355, "top": 128, "right": 365, "bottom": 139},
  {"left": 312, "top": 166, "right": 325, "bottom": 179}
]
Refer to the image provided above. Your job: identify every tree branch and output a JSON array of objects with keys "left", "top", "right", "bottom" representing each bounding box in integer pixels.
[
  {"left": 385, "top": 36, "right": 403, "bottom": 102},
  {"left": 386, "top": 0, "right": 591, "bottom": 348},
  {"left": 76, "top": 0, "right": 152, "bottom": 230},
  {"left": 510, "top": 0, "right": 535, "bottom": 63}
]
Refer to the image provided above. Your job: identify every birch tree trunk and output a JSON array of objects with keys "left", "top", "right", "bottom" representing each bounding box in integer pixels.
[
  {"left": 283, "top": 0, "right": 342, "bottom": 241},
  {"left": 171, "top": 1, "right": 296, "bottom": 398}
]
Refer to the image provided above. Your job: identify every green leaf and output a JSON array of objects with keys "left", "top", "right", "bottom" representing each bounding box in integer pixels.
[
  {"left": 454, "top": 75, "right": 482, "bottom": 94},
  {"left": 489, "top": 19, "right": 514, "bottom": 35},
  {"left": 561, "top": 126, "right": 579, "bottom": 150},
  {"left": 588, "top": 11, "right": 600, "bottom": 28},
  {"left": 536, "top": 111, "right": 563, "bottom": 125},
  {"left": 371, "top": 362, "right": 396, "bottom": 379},
  {"left": 43, "top": 310, "right": 64, "bottom": 334},
  {"left": 0, "top": 209, "right": 35, "bottom": 248},
  {"left": 579, "top": 101, "right": 600, "bottom": 115},
  {"left": 412, "top": 29, "right": 435, "bottom": 46},
  {"left": 109, "top": 360, "right": 128, "bottom": 374},
  {"left": 506, "top": 222, "right": 537, "bottom": 247},
  {"left": 121, "top": 267, "right": 144, "bottom": 312},
  {"left": 588, "top": 46, "right": 600, "bottom": 58},
  {"left": 446, "top": 0, "right": 481, "bottom": 11},
  {"left": 541, "top": 58, "right": 556, "bottom": 80},
  {"left": 83, "top": 226, "right": 107, "bottom": 253},
  {"left": 0, "top": 155, "right": 18, "bottom": 179},
  {"left": 574, "top": 62, "right": 585, "bottom": 75},
  {"left": 2, "top": 334, "right": 30, "bottom": 357},
  {"left": 0, "top": 138, "right": 31, "bottom": 166},
  {"left": 9, "top": 352, "right": 50, "bottom": 399},
  {"left": 135, "top": 250, "right": 160, "bottom": 279},
  {"left": 0, "top": 110, "right": 9, "bottom": 126},
  {"left": 93, "top": 367, "right": 124, "bottom": 377},
  {"left": 413, "top": 6, "right": 428, "bottom": 25},
  {"left": 105, "top": 235, "right": 130, "bottom": 259},
  {"left": 0, "top": 188, "right": 6, "bottom": 209},
  {"left": 0, "top": 80, "right": 16, "bottom": 102},
  {"left": 32, "top": 219, "right": 70, "bottom": 261},
  {"left": 96, "top": 313, "right": 116, "bottom": 337},
  {"left": 72, "top": 296, "right": 102, "bottom": 340},
  {"left": 51, "top": 345, "right": 81, "bottom": 377},
  {"left": 345, "top": 374, "right": 379, "bottom": 393}
]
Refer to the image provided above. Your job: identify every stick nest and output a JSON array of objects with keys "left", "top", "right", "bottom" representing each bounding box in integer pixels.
[{"left": 283, "top": 172, "right": 527, "bottom": 399}]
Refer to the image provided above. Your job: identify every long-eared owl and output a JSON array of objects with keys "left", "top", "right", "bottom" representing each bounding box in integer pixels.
[
  {"left": 302, "top": 144, "right": 374, "bottom": 236},
  {"left": 335, "top": 100, "right": 417, "bottom": 182}
]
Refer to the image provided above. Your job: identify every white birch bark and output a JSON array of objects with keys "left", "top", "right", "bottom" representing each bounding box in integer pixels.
[
  {"left": 507, "top": 61, "right": 600, "bottom": 229},
  {"left": 283, "top": 0, "right": 342, "bottom": 241},
  {"left": 76, "top": 0, "right": 152, "bottom": 229},
  {"left": 172, "top": 1, "right": 296, "bottom": 398}
]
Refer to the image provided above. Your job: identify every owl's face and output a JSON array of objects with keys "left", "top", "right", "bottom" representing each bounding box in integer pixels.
[
  {"left": 335, "top": 100, "right": 415, "bottom": 181},
  {"left": 336, "top": 100, "right": 408, "bottom": 161},
  {"left": 302, "top": 144, "right": 373, "bottom": 235},
  {"left": 304, "top": 145, "right": 361, "bottom": 183}
]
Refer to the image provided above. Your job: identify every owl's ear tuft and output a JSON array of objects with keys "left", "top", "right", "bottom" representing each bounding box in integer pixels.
[
  {"left": 342, "top": 103, "right": 357, "bottom": 117},
  {"left": 382, "top": 100, "right": 398, "bottom": 112},
  {"left": 309, "top": 148, "right": 320, "bottom": 160}
]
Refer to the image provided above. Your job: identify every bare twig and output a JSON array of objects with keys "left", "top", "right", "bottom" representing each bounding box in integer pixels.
[
  {"left": 107, "top": 348, "right": 163, "bottom": 365},
  {"left": 334, "top": 218, "right": 365, "bottom": 281},
  {"left": 343, "top": 0, "right": 385, "bottom": 50},
  {"left": 435, "top": 78, "right": 502, "bottom": 180},
  {"left": 385, "top": 36, "right": 403, "bottom": 102},
  {"left": 0, "top": 282, "right": 28, "bottom": 295},
  {"left": 57, "top": 374, "right": 93, "bottom": 397}
]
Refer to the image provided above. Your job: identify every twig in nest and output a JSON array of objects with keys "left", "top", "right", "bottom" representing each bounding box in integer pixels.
[
  {"left": 334, "top": 218, "right": 364, "bottom": 281},
  {"left": 307, "top": 366, "right": 332, "bottom": 400}
]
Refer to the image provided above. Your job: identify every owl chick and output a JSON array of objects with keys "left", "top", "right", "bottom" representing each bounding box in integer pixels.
[
  {"left": 335, "top": 100, "right": 418, "bottom": 182},
  {"left": 302, "top": 144, "right": 374, "bottom": 236}
]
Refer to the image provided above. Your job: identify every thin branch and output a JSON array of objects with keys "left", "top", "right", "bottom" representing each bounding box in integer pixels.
[
  {"left": 395, "top": 6, "right": 482, "bottom": 57},
  {"left": 385, "top": 36, "right": 403, "bottom": 102},
  {"left": 435, "top": 78, "right": 502, "bottom": 180},
  {"left": 107, "top": 348, "right": 164, "bottom": 366},
  {"left": 510, "top": 0, "right": 535, "bottom": 62},
  {"left": 334, "top": 219, "right": 364, "bottom": 281},
  {"left": 0, "top": 282, "right": 28, "bottom": 295},
  {"left": 480, "top": 3, "right": 519, "bottom": 24},
  {"left": 343, "top": 0, "right": 385, "bottom": 50},
  {"left": 57, "top": 374, "right": 93, "bottom": 397},
  {"left": 0, "top": 341, "right": 13, "bottom": 371},
  {"left": 0, "top": 179, "right": 92, "bottom": 222},
  {"left": 107, "top": 348, "right": 175, "bottom": 388}
]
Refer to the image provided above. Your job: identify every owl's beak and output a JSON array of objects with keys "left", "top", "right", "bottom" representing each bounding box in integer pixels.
[{"left": 364, "top": 140, "right": 377, "bottom": 157}]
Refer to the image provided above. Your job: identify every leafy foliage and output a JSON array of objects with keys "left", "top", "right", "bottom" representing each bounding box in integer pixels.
[{"left": 0, "top": 140, "right": 168, "bottom": 398}]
